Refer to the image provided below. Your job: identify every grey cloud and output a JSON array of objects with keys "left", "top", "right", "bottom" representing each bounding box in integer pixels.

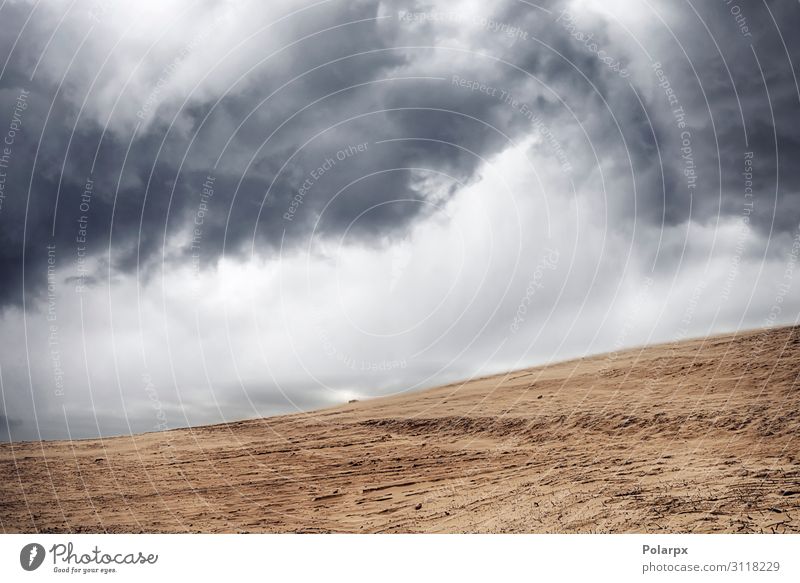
[
  {"left": 0, "top": 414, "right": 23, "bottom": 441},
  {"left": 0, "top": 0, "right": 613, "bottom": 308},
  {"left": 1, "top": 0, "right": 798, "bottom": 311}
]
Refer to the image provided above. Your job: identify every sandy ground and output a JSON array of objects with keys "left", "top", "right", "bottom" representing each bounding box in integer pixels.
[{"left": 1, "top": 325, "right": 799, "bottom": 533}]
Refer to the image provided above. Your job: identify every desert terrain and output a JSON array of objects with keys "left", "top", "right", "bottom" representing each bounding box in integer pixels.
[{"left": 1, "top": 325, "right": 799, "bottom": 533}]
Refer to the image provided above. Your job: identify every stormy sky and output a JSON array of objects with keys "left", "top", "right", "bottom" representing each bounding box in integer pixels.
[{"left": 0, "top": 0, "right": 798, "bottom": 441}]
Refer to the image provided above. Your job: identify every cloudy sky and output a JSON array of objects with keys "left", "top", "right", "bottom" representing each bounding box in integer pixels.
[{"left": 0, "top": 0, "right": 798, "bottom": 441}]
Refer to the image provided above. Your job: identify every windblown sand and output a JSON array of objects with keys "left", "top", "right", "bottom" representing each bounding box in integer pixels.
[{"left": 2, "top": 326, "right": 799, "bottom": 533}]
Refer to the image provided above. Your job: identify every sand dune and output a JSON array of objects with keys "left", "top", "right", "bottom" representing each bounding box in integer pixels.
[{"left": 2, "top": 325, "right": 799, "bottom": 533}]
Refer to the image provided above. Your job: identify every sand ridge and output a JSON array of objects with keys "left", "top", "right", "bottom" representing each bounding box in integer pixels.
[{"left": 1, "top": 325, "right": 799, "bottom": 533}]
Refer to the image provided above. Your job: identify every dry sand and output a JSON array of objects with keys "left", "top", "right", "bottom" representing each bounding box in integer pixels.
[{"left": 2, "top": 325, "right": 799, "bottom": 533}]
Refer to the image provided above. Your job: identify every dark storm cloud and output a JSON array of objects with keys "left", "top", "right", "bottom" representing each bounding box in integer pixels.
[
  {"left": 0, "top": 0, "right": 799, "bottom": 311},
  {"left": 651, "top": 0, "right": 800, "bottom": 234}
]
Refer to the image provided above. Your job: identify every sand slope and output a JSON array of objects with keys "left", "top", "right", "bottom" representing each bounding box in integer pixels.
[{"left": 2, "top": 326, "right": 799, "bottom": 533}]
